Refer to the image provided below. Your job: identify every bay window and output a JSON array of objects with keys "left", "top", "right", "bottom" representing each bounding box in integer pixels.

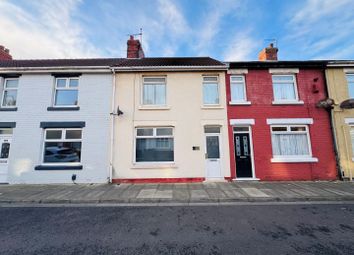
[{"left": 135, "top": 127, "right": 174, "bottom": 163}]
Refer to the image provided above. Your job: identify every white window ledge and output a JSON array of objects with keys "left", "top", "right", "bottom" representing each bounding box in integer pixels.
[
  {"left": 271, "top": 157, "right": 318, "bottom": 163},
  {"left": 233, "top": 178, "right": 260, "bottom": 181},
  {"left": 272, "top": 100, "right": 304, "bottom": 105},
  {"left": 201, "top": 105, "right": 224, "bottom": 109},
  {"left": 131, "top": 163, "right": 177, "bottom": 169},
  {"left": 229, "top": 101, "right": 251, "bottom": 105},
  {"left": 352, "top": 157, "right": 354, "bottom": 162},
  {"left": 138, "top": 106, "right": 171, "bottom": 110}
]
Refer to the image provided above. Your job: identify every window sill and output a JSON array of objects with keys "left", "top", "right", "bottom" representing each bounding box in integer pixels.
[
  {"left": 131, "top": 163, "right": 177, "bottom": 169},
  {"left": 138, "top": 106, "right": 170, "bottom": 110},
  {"left": 272, "top": 100, "right": 304, "bottom": 105},
  {"left": 35, "top": 165, "right": 83, "bottom": 170},
  {"left": 47, "top": 106, "right": 80, "bottom": 111},
  {"left": 271, "top": 157, "right": 318, "bottom": 163},
  {"left": 352, "top": 157, "right": 354, "bottom": 162},
  {"left": 201, "top": 105, "right": 224, "bottom": 109},
  {"left": 0, "top": 107, "right": 17, "bottom": 111},
  {"left": 229, "top": 101, "right": 251, "bottom": 105}
]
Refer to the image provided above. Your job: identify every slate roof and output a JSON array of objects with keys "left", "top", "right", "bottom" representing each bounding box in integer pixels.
[{"left": 0, "top": 57, "right": 225, "bottom": 68}]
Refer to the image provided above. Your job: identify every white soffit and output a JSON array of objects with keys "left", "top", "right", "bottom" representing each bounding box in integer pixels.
[
  {"left": 269, "top": 68, "right": 299, "bottom": 74},
  {"left": 230, "top": 119, "right": 255, "bottom": 125},
  {"left": 227, "top": 69, "right": 248, "bottom": 74},
  {"left": 266, "top": 118, "right": 313, "bottom": 125},
  {"left": 344, "top": 118, "right": 354, "bottom": 124}
]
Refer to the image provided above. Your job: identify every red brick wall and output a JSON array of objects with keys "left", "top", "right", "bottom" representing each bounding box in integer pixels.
[{"left": 226, "top": 69, "right": 338, "bottom": 181}]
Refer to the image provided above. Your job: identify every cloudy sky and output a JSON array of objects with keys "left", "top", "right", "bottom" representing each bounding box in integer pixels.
[{"left": 1, "top": 0, "right": 354, "bottom": 61}]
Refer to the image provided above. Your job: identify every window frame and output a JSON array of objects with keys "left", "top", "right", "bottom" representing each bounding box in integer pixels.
[
  {"left": 53, "top": 77, "right": 79, "bottom": 107},
  {"left": 141, "top": 76, "right": 167, "bottom": 107},
  {"left": 230, "top": 75, "right": 248, "bottom": 103},
  {"left": 270, "top": 124, "right": 313, "bottom": 159},
  {"left": 134, "top": 127, "right": 174, "bottom": 164},
  {"left": 202, "top": 76, "right": 220, "bottom": 106},
  {"left": 41, "top": 128, "right": 82, "bottom": 165},
  {"left": 271, "top": 74, "right": 300, "bottom": 103},
  {"left": 1, "top": 78, "right": 19, "bottom": 108},
  {"left": 346, "top": 74, "right": 354, "bottom": 99}
]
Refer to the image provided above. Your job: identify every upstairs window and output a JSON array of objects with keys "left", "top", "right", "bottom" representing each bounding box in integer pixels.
[
  {"left": 203, "top": 76, "right": 219, "bottom": 105},
  {"left": 1, "top": 78, "right": 18, "bottom": 107},
  {"left": 135, "top": 127, "right": 174, "bottom": 163},
  {"left": 346, "top": 74, "right": 354, "bottom": 98},
  {"left": 54, "top": 78, "right": 79, "bottom": 106},
  {"left": 142, "top": 77, "right": 166, "bottom": 106},
  {"left": 272, "top": 75, "right": 298, "bottom": 102},
  {"left": 230, "top": 75, "right": 247, "bottom": 102}
]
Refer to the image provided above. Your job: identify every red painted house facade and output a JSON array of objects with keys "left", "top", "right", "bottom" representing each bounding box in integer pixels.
[{"left": 225, "top": 45, "right": 338, "bottom": 181}]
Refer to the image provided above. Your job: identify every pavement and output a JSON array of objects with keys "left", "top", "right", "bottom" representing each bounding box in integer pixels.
[
  {"left": 0, "top": 181, "right": 353, "bottom": 204},
  {"left": 1, "top": 204, "right": 354, "bottom": 254}
]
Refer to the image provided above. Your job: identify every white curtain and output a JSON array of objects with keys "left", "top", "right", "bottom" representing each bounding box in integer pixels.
[
  {"left": 273, "top": 83, "right": 295, "bottom": 100},
  {"left": 272, "top": 133, "right": 309, "bottom": 156},
  {"left": 143, "top": 84, "right": 166, "bottom": 105},
  {"left": 203, "top": 83, "right": 219, "bottom": 104},
  {"left": 231, "top": 83, "right": 245, "bottom": 101}
]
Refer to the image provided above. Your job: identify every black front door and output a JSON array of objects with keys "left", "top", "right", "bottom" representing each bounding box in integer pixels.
[{"left": 234, "top": 133, "right": 253, "bottom": 178}]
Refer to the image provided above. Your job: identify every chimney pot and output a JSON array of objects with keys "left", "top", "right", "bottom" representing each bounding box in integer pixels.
[
  {"left": 127, "top": 35, "right": 145, "bottom": 59},
  {"left": 258, "top": 43, "right": 278, "bottom": 61},
  {"left": 0, "top": 45, "right": 12, "bottom": 60}
]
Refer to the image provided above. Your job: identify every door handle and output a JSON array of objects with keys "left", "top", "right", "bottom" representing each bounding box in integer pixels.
[{"left": 240, "top": 156, "right": 247, "bottom": 159}]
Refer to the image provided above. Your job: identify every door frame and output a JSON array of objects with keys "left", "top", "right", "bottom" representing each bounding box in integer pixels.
[
  {"left": 233, "top": 125, "right": 256, "bottom": 179},
  {"left": 0, "top": 134, "right": 12, "bottom": 183},
  {"left": 204, "top": 127, "right": 223, "bottom": 179}
]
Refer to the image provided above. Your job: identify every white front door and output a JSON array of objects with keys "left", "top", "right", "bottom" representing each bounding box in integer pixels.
[
  {"left": 0, "top": 135, "right": 12, "bottom": 183},
  {"left": 205, "top": 131, "right": 222, "bottom": 179}
]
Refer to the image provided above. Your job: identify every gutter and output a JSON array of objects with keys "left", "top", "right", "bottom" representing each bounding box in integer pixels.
[
  {"left": 0, "top": 66, "right": 112, "bottom": 73},
  {"left": 112, "top": 65, "right": 227, "bottom": 72},
  {"left": 109, "top": 67, "right": 116, "bottom": 183}
]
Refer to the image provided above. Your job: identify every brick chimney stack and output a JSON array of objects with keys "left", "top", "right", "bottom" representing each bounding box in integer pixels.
[
  {"left": 127, "top": 35, "right": 145, "bottom": 59},
  {"left": 258, "top": 43, "right": 278, "bottom": 61},
  {"left": 0, "top": 45, "right": 12, "bottom": 60}
]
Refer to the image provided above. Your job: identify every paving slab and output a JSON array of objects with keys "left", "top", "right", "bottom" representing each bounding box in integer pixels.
[{"left": 241, "top": 188, "right": 270, "bottom": 198}]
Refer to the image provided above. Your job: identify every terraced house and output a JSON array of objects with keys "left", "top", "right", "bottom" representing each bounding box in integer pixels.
[
  {"left": 325, "top": 61, "right": 354, "bottom": 181},
  {"left": 225, "top": 44, "right": 337, "bottom": 181}
]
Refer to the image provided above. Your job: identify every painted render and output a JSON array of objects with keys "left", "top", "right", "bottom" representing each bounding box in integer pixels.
[
  {"left": 0, "top": 73, "right": 112, "bottom": 184},
  {"left": 112, "top": 71, "right": 231, "bottom": 181},
  {"left": 325, "top": 67, "right": 354, "bottom": 180},
  {"left": 226, "top": 67, "right": 338, "bottom": 181}
]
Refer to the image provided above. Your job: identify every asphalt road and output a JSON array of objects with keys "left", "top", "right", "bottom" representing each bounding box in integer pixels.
[{"left": 0, "top": 203, "right": 353, "bottom": 255}]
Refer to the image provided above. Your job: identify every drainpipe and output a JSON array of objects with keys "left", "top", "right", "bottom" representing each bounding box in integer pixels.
[{"left": 109, "top": 67, "right": 116, "bottom": 183}]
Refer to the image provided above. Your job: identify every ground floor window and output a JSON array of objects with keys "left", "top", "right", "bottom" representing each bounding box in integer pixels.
[
  {"left": 43, "top": 128, "right": 82, "bottom": 164},
  {"left": 135, "top": 127, "right": 174, "bottom": 162},
  {"left": 271, "top": 125, "right": 312, "bottom": 158}
]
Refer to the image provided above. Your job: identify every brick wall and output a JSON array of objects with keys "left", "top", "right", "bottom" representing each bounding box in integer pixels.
[{"left": 226, "top": 69, "right": 338, "bottom": 180}]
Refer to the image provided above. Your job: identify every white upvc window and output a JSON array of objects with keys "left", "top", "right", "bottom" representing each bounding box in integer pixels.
[
  {"left": 135, "top": 127, "right": 174, "bottom": 163},
  {"left": 1, "top": 78, "right": 18, "bottom": 107},
  {"left": 346, "top": 74, "right": 354, "bottom": 98},
  {"left": 203, "top": 76, "right": 220, "bottom": 105},
  {"left": 272, "top": 74, "right": 299, "bottom": 103},
  {"left": 270, "top": 125, "right": 315, "bottom": 161},
  {"left": 42, "top": 128, "right": 82, "bottom": 164},
  {"left": 230, "top": 75, "right": 248, "bottom": 103},
  {"left": 54, "top": 77, "right": 79, "bottom": 106},
  {"left": 142, "top": 77, "right": 166, "bottom": 106}
]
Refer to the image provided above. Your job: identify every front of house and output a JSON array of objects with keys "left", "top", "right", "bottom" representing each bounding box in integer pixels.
[
  {"left": 225, "top": 45, "right": 338, "bottom": 181},
  {"left": 111, "top": 57, "right": 231, "bottom": 182},
  {"left": 0, "top": 56, "right": 118, "bottom": 183},
  {"left": 325, "top": 61, "right": 354, "bottom": 181}
]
